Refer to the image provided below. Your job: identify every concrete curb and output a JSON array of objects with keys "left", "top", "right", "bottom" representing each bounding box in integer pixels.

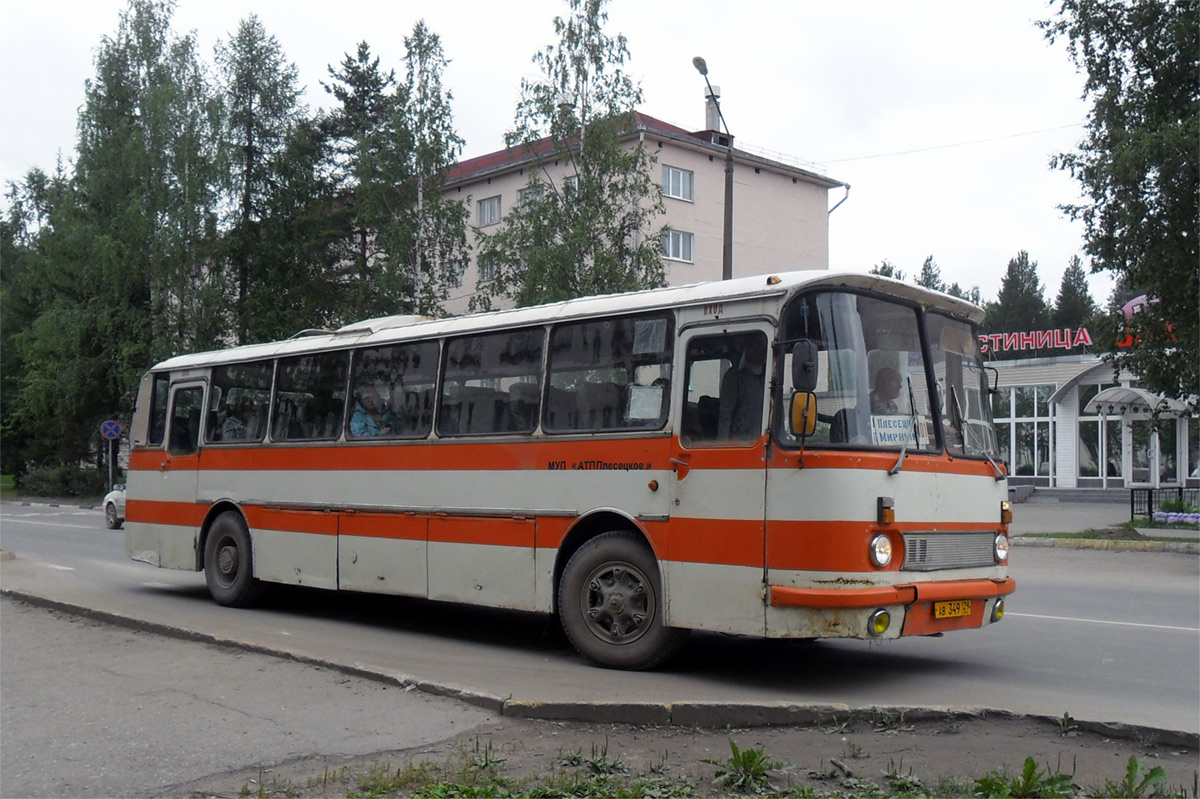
[
  {"left": 3, "top": 586, "right": 1196, "bottom": 750},
  {"left": 3, "top": 499, "right": 102, "bottom": 510},
  {"left": 1013, "top": 536, "right": 1198, "bottom": 554}
]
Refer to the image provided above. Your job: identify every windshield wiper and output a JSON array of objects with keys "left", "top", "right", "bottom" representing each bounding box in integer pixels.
[{"left": 888, "top": 376, "right": 922, "bottom": 476}]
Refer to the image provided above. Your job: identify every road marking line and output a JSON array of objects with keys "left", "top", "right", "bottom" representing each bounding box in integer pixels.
[
  {"left": 36, "top": 562, "right": 76, "bottom": 571},
  {"left": 1008, "top": 612, "right": 1199, "bottom": 633},
  {"left": 3, "top": 519, "right": 99, "bottom": 531}
]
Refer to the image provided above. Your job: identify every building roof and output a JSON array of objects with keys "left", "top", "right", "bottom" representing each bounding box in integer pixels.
[
  {"left": 444, "top": 111, "right": 842, "bottom": 190},
  {"left": 1084, "top": 386, "right": 1191, "bottom": 417}
]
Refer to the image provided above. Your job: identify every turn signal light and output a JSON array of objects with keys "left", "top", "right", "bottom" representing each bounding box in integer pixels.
[
  {"left": 877, "top": 496, "right": 895, "bottom": 525},
  {"left": 1000, "top": 500, "right": 1013, "bottom": 525}
]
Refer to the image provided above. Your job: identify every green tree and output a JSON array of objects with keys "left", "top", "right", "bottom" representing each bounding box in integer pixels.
[
  {"left": 869, "top": 259, "right": 905, "bottom": 281},
  {"left": 215, "top": 14, "right": 304, "bottom": 342},
  {"left": 321, "top": 41, "right": 410, "bottom": 320},
  {"left": 1051, "top": 254, "right": 1097, "bottom": 328},
  {"left": 474, "top": 0, "right": 665, "bottom": 309},
  {"left": 5, "top": 0, "right": 222, "bottom": 477},
  {"left": 982, "top": 250, "right": 1050, "bottom": 355},
  {"left": 945, "top": 282, "right": 983, "bottom": 305},
  {"left": 915, "top": 255, "right": 945, "bottom": 292},
  {"left": 357, "top": 22, "right": 469, "bottom": 318},
  {"left": 1041, "top": 0, "right": 1199, "bottom": 408}
]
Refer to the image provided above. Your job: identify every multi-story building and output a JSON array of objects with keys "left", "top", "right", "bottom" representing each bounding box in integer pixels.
[{"left": 440, "top": 95, "right": 844, "bottom": 315}]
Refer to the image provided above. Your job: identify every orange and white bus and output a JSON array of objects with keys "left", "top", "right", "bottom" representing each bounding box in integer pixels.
[{"left": 125, "top": 271, "right": 1014, "bottom": 669}]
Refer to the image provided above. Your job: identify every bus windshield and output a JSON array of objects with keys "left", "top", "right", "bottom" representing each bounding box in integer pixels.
[
  {"left": 928, "top": 312, "right": 999, "bottom": 459},
  {"left": 776, "top": 290, "right": 938, "bottom": 452}
]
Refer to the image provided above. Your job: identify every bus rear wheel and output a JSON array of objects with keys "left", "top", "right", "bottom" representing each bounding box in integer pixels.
[
  {"left": 204, "top": 511, "right": 264, "bottom": 607},
  {"left": 558, "top": 531, "right": 686, "bottom": 670}
]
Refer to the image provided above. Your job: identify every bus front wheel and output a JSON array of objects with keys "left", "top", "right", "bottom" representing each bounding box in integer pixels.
[
  {"left": 204, "top": 511, "right": 264, "bottom": 607},
  {"left": 558, "top": 531, "right": 686, "bottom": 670}
]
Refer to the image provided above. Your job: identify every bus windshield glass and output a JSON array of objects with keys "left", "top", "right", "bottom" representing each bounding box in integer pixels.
[
  {"left": 776, "top": 291, "right": 937, "bottom": 451},
  {"left": 928, "top": 312, "right": 999, "bottom": 459}
]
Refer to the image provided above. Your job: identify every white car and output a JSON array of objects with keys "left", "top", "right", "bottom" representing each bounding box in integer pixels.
[{"left": 103, "top": 485, "right": 126, "bottom": 529}]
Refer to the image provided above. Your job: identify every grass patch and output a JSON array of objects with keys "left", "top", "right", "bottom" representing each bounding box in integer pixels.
[
  {"left": 230, "top": 738, "right": 1200, "bottom": 799},
  {"left": 0, "top": 474, "right": 15, "bottom": 501}
]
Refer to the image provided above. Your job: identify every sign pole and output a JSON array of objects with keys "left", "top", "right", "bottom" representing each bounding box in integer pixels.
[{"left": 99, "top": 419, "right": 123, "bottom": 491}]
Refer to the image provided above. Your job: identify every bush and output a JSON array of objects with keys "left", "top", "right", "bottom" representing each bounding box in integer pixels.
[{"left": 17, "top": 464, "right": 110, "bottom": 498}]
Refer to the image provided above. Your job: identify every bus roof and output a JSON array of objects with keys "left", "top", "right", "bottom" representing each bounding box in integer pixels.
[{"left": 150, "top": 271, "right": 984, "bottom": 372}]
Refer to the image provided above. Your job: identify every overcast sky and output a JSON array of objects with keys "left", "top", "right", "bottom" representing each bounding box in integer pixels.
[{"left": 0, "top": 0, "right": 1114, "bottom": 308}]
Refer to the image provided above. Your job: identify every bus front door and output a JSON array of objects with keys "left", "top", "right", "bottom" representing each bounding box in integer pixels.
[{"left": 668, "top": 325, "right": 771, "bottom": 635}]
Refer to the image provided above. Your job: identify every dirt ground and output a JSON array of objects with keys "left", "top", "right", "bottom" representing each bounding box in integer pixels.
[{"left": 184, "top": 710, "right": 1199, "bottom": 798}]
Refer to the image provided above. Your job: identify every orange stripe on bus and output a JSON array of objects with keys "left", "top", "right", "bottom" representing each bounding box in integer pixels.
[
  {"left": 125, "top": 499, "right": 208, "bottom": 527},
  {"left": 132, "top": 440, "right": 1003, "bottom": 479},
  {"left": 429, "top": 516, "right": 535, "bottom": 547},
  {"left": 338, "top": 512, "right": 426, "bottom": 541},
  {"left": 768, "top": 448, "right": 1004, "bottom": 477},
  {"left": 666, "top": 519, "right": 763, "bottom": 566},
  {"left": 766, "top": 520, "right": 1002, "bottom": 572},
  {"left": 245, "top": 506, "right": 338, "bottom": 536},
  {"left": 769, "top": 584, "right": 917, "bottom": 608},
  {"left": 770, "top": 577, "right": 1014, "bottom": 613},
  {"left": 133, "top": 438, "right": 681, "bottom": 472}
]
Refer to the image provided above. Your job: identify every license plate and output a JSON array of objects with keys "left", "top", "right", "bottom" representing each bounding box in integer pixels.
[{"left": 934, "top": 599, "right": 972, "bottom": 619}]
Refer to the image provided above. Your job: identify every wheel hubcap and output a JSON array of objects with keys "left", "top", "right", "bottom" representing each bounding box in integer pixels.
[
  {"left": 216, "top": 541, "right": 239, "bottom": 580},
  {"left": 583, "top": 562, "right": 653, "bottom": 644}
]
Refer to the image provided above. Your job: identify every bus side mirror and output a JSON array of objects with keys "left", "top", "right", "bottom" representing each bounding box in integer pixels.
[
  {"left": 985, "top": 366, "right": 999, "bottom": 395},
  {"left": 791, "top": 340, "right": 818, "bottom": 393},
  {"left": 790, "top": 392, "right": 817, "bottom": 438}
]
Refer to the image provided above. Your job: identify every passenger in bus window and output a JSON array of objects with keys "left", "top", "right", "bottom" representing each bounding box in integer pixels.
[
  {"left": 221, "top": 398, "right": 251, "bottom": 441},
  {"left": 718, "top": 335, "right": 766, "bottom": 440},
  {"left": 870, "top": 367, "right": 902, "bottom": 414},
  {"left": 351, "top": 384, "right": 398, "bottom": 437}
]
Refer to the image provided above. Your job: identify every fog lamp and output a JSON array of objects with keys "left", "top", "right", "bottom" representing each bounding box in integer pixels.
[
  {"left": 992, "top": 598, "right": 1005, "bottom": 623},
  {"left": 868, "top": 609, "right": 891, "bottom": 636}
]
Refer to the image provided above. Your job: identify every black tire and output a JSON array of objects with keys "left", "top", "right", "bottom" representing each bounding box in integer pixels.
[
  {"left": 558, "top": 530, "right": 687, "bottom": 670},
  {"left": 204, "top": 511, "right": 264, "bottom": 607},
  {"left": 104, "top": 503, "right": 122, "bottom": 530}
]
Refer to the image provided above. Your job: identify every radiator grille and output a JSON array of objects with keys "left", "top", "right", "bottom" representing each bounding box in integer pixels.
[{"left": 901, "top": 532, "right": 995, "bottom": 571}]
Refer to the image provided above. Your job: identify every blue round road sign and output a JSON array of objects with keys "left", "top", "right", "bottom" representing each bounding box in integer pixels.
[{"left": 100, "top": 420, "right": 122, "bottom": 439}]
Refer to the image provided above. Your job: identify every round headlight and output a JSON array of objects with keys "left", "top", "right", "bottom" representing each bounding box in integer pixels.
[
  {"left": 869, "top": 534, "right": 893, "bottom": 567},
  {"left": 994, "top": 533, "right": 1010, "bottom": 564}
]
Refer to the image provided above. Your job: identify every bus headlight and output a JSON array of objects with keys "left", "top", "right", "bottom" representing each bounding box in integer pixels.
[
  {"left": 869, "top": 534, "right": 893, "bottom": 567},
  {"left": 868, "top": 609, "right": 891, "bottom": 636},
  {"left": 994, "top": 533, "right": 1010, "bottom": 564}
]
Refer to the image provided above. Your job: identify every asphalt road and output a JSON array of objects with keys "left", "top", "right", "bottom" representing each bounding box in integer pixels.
[{"left": 1, "top": 502, "right": 1197, "bottom": 795}]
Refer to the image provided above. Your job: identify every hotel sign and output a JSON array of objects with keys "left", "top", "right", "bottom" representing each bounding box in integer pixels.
[{"left": 978, "top": 327, "right": 1092, "bottom": 354}]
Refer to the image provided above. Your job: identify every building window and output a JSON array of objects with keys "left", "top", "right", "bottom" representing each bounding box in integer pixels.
[
  {"left": 478, "top": 195, "right": 501, "bottom": 226},
  {"left": 661, "top": 229, "right": 693, "bottom": 262},
  {"left": 516, "top": 186, "right": 542, "bottom": 210},
  {"left": 478, "top": 253, "right": 499, "bottom": 282},
  {"left": 996, "top": 383, "right": 1054, "bottom": 477},
  {"left": 563, "top": 174, "right": 580, "bottom": 199},
  {"left": 662, "top": 165, "right": 693, "bottom": 201}
]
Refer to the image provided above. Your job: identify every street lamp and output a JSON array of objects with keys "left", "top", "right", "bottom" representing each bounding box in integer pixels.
[{"left": 693, "top": 56, "right": 734, "bottom": 281}]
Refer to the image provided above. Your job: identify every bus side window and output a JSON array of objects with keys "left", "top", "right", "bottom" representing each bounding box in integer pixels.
[
  {"left": 683, "top": 332, "right": 766, "bottom": 446},
  {"left": 148, "top": 374, "right": 170, "bottom": 446},
  {"left": 545, "top": 312, "right": 673, "bottom": 434},
  {"left": 168, "top": 386, "right": 204, "bottom": 456}
]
